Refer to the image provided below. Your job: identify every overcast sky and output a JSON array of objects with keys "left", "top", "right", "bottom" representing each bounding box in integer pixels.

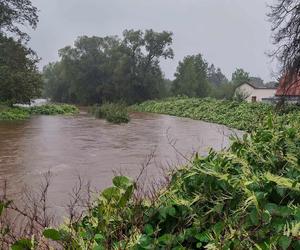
[{"left": 28, "top": 0, "right": 277, "bottom": 82}]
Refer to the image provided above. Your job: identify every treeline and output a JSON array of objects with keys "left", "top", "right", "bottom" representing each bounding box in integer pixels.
[
  {"left": 43, "top": 31, "right": 273, "bottom": 105},
  {"left": 43, "top": 30, "right": 174, "bottom": 105},
  {"left": 0, "top": 0, "right": 42, "bottom": 106}
]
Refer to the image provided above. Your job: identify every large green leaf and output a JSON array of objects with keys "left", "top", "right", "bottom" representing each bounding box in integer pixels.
[
  {"left": 113, "top": 176, "right": 133, "bottom": 189},
  {"left": 43, "top": 228, "right": 62, "bottom": 241},
  {"left": 11, "top": 239, "right": 32, "bottom": 250}
]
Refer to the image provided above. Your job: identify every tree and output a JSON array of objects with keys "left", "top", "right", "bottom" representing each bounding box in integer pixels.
[
  {"left": 172, "top": 54, "right": 210, "bottom": 97},
  {"left": 0, "top": 0, "right": 38, "bottom": 40},
  {"left": 268, "top": 0, "right": 300, "bottom": 78},
  {"left": 208, "top": 64, "right": 228, "bottom": 86},
  {"left": 0, "top": 35, "right": 42, "bottom": 105},
  {"left": 231, "top": 68, "right": 250, "bottom": 86},
  {"left": 0, "top": 0, "right": 42, "bottom": 105},
  {"left": 43, "top": 30, "right": 174, "bottom": 104}
]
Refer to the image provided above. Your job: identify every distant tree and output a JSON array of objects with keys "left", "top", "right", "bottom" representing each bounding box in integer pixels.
[
  {"left": 208, "top": 64, "right": 228, "bottom": 86},
  {"left": 268, "top": 0, "right": 300, "bottom": 78},
  {"left": 249, "top": 76, "right": 264, "bottom": 87},
  {"left": 43, "top": 30, "right": 174, "bottom": 104},
  {"left": 231, "top": 68, "right": 250, "bottom": 86},
  {"left": 0, "top": 0, "right": 38, "bottom": 40},
  {"left": 0, "top": 35, "right": 42, "bottom": 105},
  {"left": 172, "top": 54, "right": 210, "bottom": 97}
]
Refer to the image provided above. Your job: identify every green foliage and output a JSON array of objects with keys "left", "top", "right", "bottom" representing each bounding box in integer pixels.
[
  {"left": 0, "top": 0, "right": 39, "bottom": 41},
  {"left": 39, "top": 114, "right": 300, "bottom": 249},
  {"left": 43, "top": 176, "right": 136, "bottom": 249},
  {"left": 172, "top": 54, "right": 210, "bottom": 97},
  {"left": 231, "top": 68, "right": 250, "bottom": 87},
  {"left": 91, "top": 103, "right": 130, "bottom": 124},
  {"left": 0, "top": 107, "right": 30, "bottom": 120},
  {"left": 29, "top": 104, "right": 79, "bottom": 115},
  {"left": 0, "top": 34, "right": 42, "bottom": 105},
  {"left": 133, "top": 97, "right": 280, "bottom": 131},
  {"left": 43, "top": 30, "right": 174, "bottom": 105},
  {"left": 0, "top": 104, "right": 78, "bottom": 121}
]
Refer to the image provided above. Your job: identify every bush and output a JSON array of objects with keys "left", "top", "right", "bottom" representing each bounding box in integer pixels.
[{"left": 92, "top": 103, "right": 130, "bottom": 124}]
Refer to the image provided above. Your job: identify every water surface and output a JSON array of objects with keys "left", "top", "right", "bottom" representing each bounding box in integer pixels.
[{"left": 0, "top": 112, "right": 240, "bottom": 215}]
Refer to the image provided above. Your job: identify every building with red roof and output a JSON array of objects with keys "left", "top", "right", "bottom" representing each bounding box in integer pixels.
[
  {"left": 276, "top": 75, "right": 300, "bottom": 99},
  {"left": 275, "top": 75, "right": 300, "bottom": 103}
]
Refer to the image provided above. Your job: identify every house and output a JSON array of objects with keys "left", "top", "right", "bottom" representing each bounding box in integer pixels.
[
  {"left": 235, "top": 81, "right": 277, "bottom": 102},
  {"left": 275, "top": 75, "right": 300, "bottom": 103}
]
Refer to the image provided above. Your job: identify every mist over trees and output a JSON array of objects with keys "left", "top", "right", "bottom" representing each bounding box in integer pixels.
[
  {"left": 0, "top": 0, "right": 42, "bottom": 105},
  {"left": 43, "top": 30, "right": 173, "bottom": 104}
]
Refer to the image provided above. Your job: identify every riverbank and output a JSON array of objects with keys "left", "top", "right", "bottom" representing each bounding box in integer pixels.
[
  {"left": 2, "top": 108, "right": 300, "bottom": 249},
  {"left": 0, "top": 104, "right": 79, "bottom": 121},
  {"left": 133, "top": 97, "right": 300, "bottom": 131}
]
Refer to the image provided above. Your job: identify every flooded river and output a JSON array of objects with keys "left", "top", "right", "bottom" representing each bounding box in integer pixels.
[{"left": 0, "top": 112, "right": 240, "bottom": 216}]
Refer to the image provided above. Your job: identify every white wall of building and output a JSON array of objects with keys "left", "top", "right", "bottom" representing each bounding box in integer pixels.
[{"left": 235, "top": 83, "right": 276, "bottom": 102}]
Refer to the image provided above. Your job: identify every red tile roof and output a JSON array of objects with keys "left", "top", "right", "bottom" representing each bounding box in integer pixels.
[{"left": 276, "top": 75, "right": 300, "bottom": 96}]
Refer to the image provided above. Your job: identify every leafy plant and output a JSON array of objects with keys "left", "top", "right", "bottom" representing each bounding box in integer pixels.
[{"left": 91, "top": 103, "right": 130, "bottom": 124}]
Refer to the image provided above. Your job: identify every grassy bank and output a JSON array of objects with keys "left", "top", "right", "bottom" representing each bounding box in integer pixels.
[
  {"left": 133, "top": 97, "right": 299, "bottom": 131},
  {"left": 0, "top": 104, "right": 79, "bottom": 121},
  {"left": 90, "top": 103, "right": 130, "bottom": 124}
]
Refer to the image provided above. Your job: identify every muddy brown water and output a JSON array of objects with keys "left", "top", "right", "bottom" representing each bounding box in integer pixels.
[{"left": 0, "top": 112, "right": 241, "bottom": 218}]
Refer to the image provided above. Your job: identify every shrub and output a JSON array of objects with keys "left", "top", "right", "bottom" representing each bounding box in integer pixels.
[{"left": 92, "top": 103, "right": 130, "bottom": 124}]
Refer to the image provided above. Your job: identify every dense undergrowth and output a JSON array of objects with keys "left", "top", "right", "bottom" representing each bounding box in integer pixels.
[
  {"left": 90, "top": 103, "right": 130, "bottom": 124},
  {"left": 133, "top": 97, "right": 300, "bottom": 131},
  {"left": 0, "top": 104, "right": 79, "bottom": 121}
]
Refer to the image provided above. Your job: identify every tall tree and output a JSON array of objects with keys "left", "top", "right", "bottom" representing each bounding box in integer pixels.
[
  {"left": 0, "top": 0, "right": 42, "bottom": 105},
  {"left": 208, "top": 64, "right": 228, "bottom": 86},
  {"left": 43, "top": 30, "right": 174, "bottom": 104},
  {"left": 172, "top": 54, "right": 210, "bottom": 97},
  {"left": 0, "top": 35, "right": 42, "bottom": 105},
  {"left": 269, "top": 0, "right": 300, "bottom": 78},
  {"left": 231, "top": 68, "right": 250, "bottom": 86}
]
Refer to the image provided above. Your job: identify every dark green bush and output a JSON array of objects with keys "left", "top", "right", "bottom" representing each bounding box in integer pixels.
[{"left": 92, "top": 103, "right": 130, "bottom": 124}]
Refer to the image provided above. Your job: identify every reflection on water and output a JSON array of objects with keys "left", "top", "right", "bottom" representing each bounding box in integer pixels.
[{"left": 0, "top": 112, "right": 240, "bottom": 214}]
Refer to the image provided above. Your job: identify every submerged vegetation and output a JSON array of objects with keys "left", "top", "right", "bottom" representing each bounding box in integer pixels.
[
  {"left": 133, "top": 97, "right": 300, "bottom": 131},
  {"left": 0, "top": 104, "right": 78, "bottom": 121},
  {"left": 90, "top": 103, "right": 130, "bottom": 124}
]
